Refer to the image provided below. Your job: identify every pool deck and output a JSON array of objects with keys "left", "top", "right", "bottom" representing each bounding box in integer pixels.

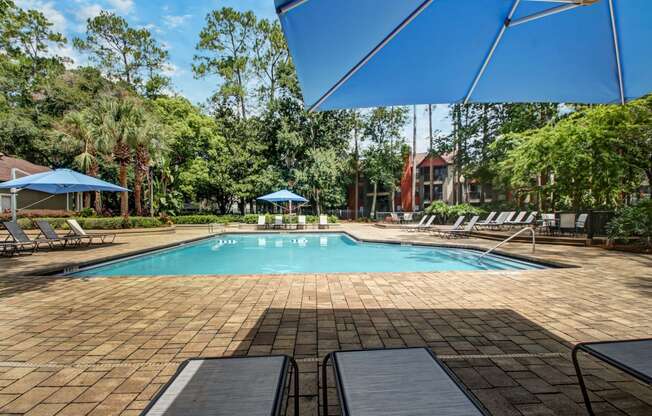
[{"left": 0, "top": 223, "right": 650, "bottom": 415}]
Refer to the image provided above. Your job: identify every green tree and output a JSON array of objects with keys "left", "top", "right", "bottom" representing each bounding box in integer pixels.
[
  {"left": 294, "top": 148, "right": 347, "bottom": 215},
  {"left": 74, "top": 11, "right": 170, "bottom": 96},
  {"left": 194, "top": 8, "right": 257, "bottom": 119}
]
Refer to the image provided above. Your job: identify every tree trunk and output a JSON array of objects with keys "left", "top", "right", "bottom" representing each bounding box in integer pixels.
[
  {"left": 119, "top": 161, "right": 129, "bottom": 216},
  {"left": 314, "top": 189, "right": 321, "bottom": 216},
  {"left": 371, "top": 182, "right": 378, "bottom": 219},
  {"left": 134, "top": 169, "right": 143, "bottom": 216},
  {"left": 84, "top": 192, "right": 91, "bottom": 209}
]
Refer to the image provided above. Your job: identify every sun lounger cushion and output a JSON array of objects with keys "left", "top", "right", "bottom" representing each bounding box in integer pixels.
[
  {"left": 142, "top": 356, "right": 291, "bottom": 416},
  {"left": 582, "top": 339, "right": 652, "bottom": 381},
  {"left": 330, "top": 348, "right": 485, "bottom": 416}
]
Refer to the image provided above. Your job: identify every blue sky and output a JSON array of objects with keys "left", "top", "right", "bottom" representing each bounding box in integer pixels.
[{"left": 27, "top": 0, "right": 451, "bottom": 151}]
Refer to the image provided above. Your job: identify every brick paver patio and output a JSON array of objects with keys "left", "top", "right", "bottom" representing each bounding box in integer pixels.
[{"left": 0, "top": 224, "right": 650, "bottom": 415}]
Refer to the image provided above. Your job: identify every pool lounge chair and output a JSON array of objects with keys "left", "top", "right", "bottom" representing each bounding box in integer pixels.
[
  {"left": 416, "top": 215, "right": 436, "bottom": 232},
  {"left": 319, "top": 215, "right": 329, "bottom": 229},
  {"left": 558, "top": 213, "right": 576, "bottom": 235},
  {"left": 575, "top": 213, "right": 589, "bottom": 235},
  {"left": 431, "top": 216, "right": 465, "bottom": 237},
  {"left": 257, "top": 215, "right": 267, "bottom": 230},
  {"left": 0, "top": 241, "right": 35, "bottom": 256},
  {"left": 274, "top": 215, "right": 284, "bottom": 229},
  {"left": 3, "top": 221, "right": 54, "bottom": 249},
  {"left": 439, "top": 215, "right": 479, "bottom": 239},
  {"left": 141, "top": 355, "right": 299, "bottom": 416},
  {"left": 297, "top": 215, "right": 306, "bottom": 229},
  {"left": 539, "top": 213, "right": 556, "bottom": 235},
  {"left": 512, "top": 211, "right": 538, "bottom": 228},
  {"left": 477, "top": 211, "right": 510, "bottom": 230},
  {"left": 573, "top": 338, "right": 652, "bottom": 416},
  {"left": 322, "top": 348, "right": 488, "bottom": 416},
  {"left": 475, "top": 211, "right": 496, "bottom": 228},
  {"left": 35, "top": 220, "right": 83, "bottom": 248},
  {"left": 504, "top": 211, "right": 527, "bottom": 228},
  {"left": 66, "top": 219, "right": 116, "bottom": 244},
  {"left": 404, "top": 215, "right": 429, "bottom": 232}
]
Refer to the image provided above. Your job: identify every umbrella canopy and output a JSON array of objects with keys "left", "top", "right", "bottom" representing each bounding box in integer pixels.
[
  {"left": 0, "top": 169, "right": 129, "bottom": 194},
  {"left": 275, "top": 0, "right": 652, "bottom": 110},
  {"left": 257, "top": 189, "right": 308, "bottom": 203}
]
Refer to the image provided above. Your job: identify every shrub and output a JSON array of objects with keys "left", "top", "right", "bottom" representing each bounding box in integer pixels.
[
  {"left": 606, "top": 200, "right": 652, "bottom": 246},
  {"left": 79, "top": 207, "right": 96, "bottom": 217},
  {"left": 14, "top": 216, "right": 166, "bottom": 230},
  {"left": 425, "top": 202, "right": 485, "bottom": 224}
]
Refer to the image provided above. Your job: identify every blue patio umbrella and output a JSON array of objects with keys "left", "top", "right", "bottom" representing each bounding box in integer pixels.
[
  {"left": 257, "top": 189, "right": 308, "bottom": 213},
  {"left": 0, "top": 168, "right": 129, "bottom": 221},
  {"left": 274, "top": 0, "right": 652, "bottom": 111}
]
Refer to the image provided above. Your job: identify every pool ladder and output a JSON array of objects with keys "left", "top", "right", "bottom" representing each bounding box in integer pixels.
[{"left": 477, "top": 226, "right": 536, "bottom": 261}]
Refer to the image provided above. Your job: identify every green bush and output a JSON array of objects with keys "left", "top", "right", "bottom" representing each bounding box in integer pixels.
[
  {"left": 15, "top": 216, "right": 166, "bottom": 230},
  {"left": 606, "top": 200, "right": 652, "bottom": 246},
  {"left": 425, "top": 202, "right": 485, "bottom": 224}
]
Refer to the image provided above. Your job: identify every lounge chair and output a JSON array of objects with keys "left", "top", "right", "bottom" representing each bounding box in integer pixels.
[
  {"left": 512, "top": 211, "right": 538, "bottom": 227},
  {"left": 142, "top": 355, "right": 299, "bottom": 416},
  {"left": 402, "top": 212, "right": 413, "bottom": 223},
  {"left": 256, "top": 215, "right": 267, "bottom": 230},
  {"left": 66, "top": 219, "right": 116, "bottom": 244},
  {"left": 274, "top": 215, "right": 283, "bottom": 229},
  {"left": 431, "top": 215, "right": 465, "bottom": 236},
  {"left": 0, "top": 241, "right": 35, "bottom": 256},
  {"left": 322, "top": 348, "right": 488, "bottom": 416},
  {"left": 558, "top": 213, "right": 576, "bottom": 235},
  {"left": 319, "top": 215, "right": 329, "bottom": 229},
  {"left": 417, "top": 215, "right": 436, "bottom": 232},
  {"left": 297, "top": 215, "right": 306, "bottom": 229},
  {"left": 572, "top": 339, "right": 652, "bottom": 416},
  {"left": 35, "top": 220, "right": 83, "bottom": 248},
  {"left": 575, "top": 213, "right": 588, "bottom": 234},
  {"left": 475, "top": 211, "right": 496, "bottom": 228},
  {"left": 3, "top": 221, "right": 54, "bottom": 249},
  {"left": 504, "top": 211, "right": 527, "bottom": 228},
  {"left": 404, "top": 215, "right": 429, "bottom": 232},
  {"left": 439, "top": 215, "right": 479, "bottom": 239},
  {"left": 477, "top": 211, "right": 509, "bottom": 230}
]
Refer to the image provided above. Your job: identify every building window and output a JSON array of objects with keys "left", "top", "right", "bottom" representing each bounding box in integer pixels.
[
  {"left": 433, "top": 185, "right": 443, "bottom": 200},
  {"left": 419, "top": 167, "right": 430, "bottom": 181},
  {"left": 434, "top": 166, "right": 447, "bottom": 181}
]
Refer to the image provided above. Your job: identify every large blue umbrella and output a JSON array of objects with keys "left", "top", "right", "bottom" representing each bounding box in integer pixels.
[
  {"left": 275, "top": 0, "right": 652, "bottom": 110},
  {"left": 0, "top": 169, "right": 129, "bottom": 221},
  {"left": 258, "top": 189, "right": 308, "bottom": 213},
  {"left": 0, "top": 169, "right": 129, "bottom": 194}
]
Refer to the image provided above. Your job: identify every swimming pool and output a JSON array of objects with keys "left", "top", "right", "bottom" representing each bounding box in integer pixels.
[{"left": 70, "top": 233, "right": 546, "bottom": 276}]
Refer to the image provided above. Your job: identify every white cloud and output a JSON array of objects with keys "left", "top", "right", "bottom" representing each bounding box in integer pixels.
[
  {"left": 16, "top": 0, "right": 67, "bottom": 33},
  {"left": 75, "top": 3, "right": 103, "bottom": 32},
  {"left": 162, "top": 63, "right": 183, "bottom": 77},
  {"left": 106, "top": 0, "right": 133, "bottom": 14},
  {"left": 162, "top": 14, "right": 192, "bottom": 29}
]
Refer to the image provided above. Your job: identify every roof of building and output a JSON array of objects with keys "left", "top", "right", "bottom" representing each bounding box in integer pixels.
[
  {"left": 0, "top": 153, "right": 52, "bottom": 182},
  {"left": 415, "top": 151, "right": 454, "bottom": 167}
]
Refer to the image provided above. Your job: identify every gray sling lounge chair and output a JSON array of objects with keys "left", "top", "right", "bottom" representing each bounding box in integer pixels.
[
  {"left": 35, "top": 221, "right": 83, "bottom": 248},
  {"left": 573, "top": 338, "right": 652, "bottom": 416},
  {"left": 141, "top": 355, "right": 299, "bottom": 416},
  {"left": 322, "top": 348, "right": 488, "bottom": 416},
  {"left": 431, "top": 215, "right": 465, "bottom": 236},
  {"left": 3, "top": 221, "right": 53, "bottom": 249},
  {"left": 439, "top": 215, "right": 479, "bottom": 239}
]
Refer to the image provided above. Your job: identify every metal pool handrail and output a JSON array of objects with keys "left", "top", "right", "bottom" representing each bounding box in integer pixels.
[{"left": 477, "top": 226, "right": 536, "bottom": 261}]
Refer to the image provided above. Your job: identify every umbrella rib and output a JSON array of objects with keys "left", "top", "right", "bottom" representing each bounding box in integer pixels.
[
  {"left": 464, "top": 0, "right": 522, "bottom": 105},
  {"left": 276, "top": 0, "right": 308, "bottom": 15},
  {"left": 608, "top": 0, "right": 625, "bottom": 104},
  {"left": 308, "top": 0, "right": 434, "bottom": 112}
]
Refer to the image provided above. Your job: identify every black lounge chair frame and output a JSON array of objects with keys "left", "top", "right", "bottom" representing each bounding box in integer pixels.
[
  {"left": 141, "top": 354, "right": 299, "bottom": 416},
  {"left": 321, "top": 347, "right": 489, "bottom": 416},
  {"left": 34, "top": 220, "right": 83, "bottom": 248},
  {"left": 572, "top": 338, "right": 652, "bottom": 416}
]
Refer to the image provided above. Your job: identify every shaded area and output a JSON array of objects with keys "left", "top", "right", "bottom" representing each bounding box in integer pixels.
[{"left": 233, "top": 308, "right": 652, "bottom": 416}]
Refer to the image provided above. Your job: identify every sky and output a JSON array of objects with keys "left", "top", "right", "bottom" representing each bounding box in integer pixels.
[{"left": 25, "top": 0, "right": 452, "bottom": 152}]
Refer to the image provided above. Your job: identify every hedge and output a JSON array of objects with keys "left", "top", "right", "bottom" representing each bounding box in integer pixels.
[
  {"left": 14, "top": 216, "right": 167, "bottom": 230},
  {"left": 172, "top": 214, "right": 338, "bottom": 225}
]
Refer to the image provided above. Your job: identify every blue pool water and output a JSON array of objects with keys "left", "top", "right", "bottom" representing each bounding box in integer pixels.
[{"left": 71, "top": 233, "right": 545, "bottom": 276}]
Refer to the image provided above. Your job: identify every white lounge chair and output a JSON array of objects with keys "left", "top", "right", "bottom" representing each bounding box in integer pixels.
[
  {"left": 274, "top": 215, "right": 283, "bottom": 229},
  {"left": 512, "top": 211, "right": 538, "bottom": 227},
  {"left": 431, "top": 216, "right": 465, "bottom": 236},
  {"left": 417, "top": 215, "right": 436, "bottom": 232},
  {"left": 404, "top": 215, "right": 428, "bottom": 232},
  {"left": 504, "top": 211, "right": 527, "bottom": 228},
  {"left": 65, "top": 219, "right": 117, "bottom": 244},
  {"left": 319, "top": 215, "right": 329, "bottom": 229},
  {"left": 575, "top": 213, "right": 588, "bottom": 234},
  {"left": 297, "top": 215, "right": 306, "bottom": 229},
  {"left": 475, "top": 212, "right": 496, "bottom": 228},
  {"left": 257, "top": 215, "right": 267, "bottom": 230},
  {"left": 439, "top": 215, "right": 479, "bottom": 239}
]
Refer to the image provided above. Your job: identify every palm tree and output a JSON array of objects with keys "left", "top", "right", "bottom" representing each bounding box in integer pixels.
[
  {"left": 98, "top": 98, "right": 137, "bottom": 216},
  {"left": 127, "top": 112, "right": 161, "bottom": 216},
  {"left": 57, "top": 111, "right": 105, "bottom": 213}
]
